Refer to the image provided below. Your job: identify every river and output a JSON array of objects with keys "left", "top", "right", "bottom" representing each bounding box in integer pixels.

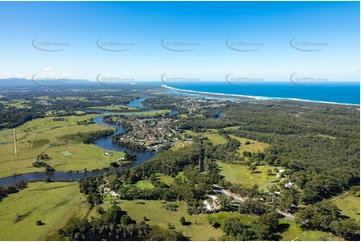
[{"left": 0, "top": 98, "right": 161, "bottom": 186}]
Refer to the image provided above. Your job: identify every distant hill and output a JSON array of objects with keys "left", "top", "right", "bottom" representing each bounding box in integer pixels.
[{"left": 0, "top": 78, "right": 92, "bottom": 87}]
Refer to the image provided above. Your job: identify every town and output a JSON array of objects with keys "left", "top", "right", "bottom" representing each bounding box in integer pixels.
[{"left": 113, "top": 116, "right": 181, "bottom": 152}]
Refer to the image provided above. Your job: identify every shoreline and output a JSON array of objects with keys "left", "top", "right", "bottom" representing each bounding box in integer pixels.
[{"left": 161, "top": 84, "right": 360, "bottom": 106}]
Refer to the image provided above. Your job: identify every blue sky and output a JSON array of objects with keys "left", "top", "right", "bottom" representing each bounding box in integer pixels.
[{"left": 0, "top": 1, "right": 359, "bottom": 82}]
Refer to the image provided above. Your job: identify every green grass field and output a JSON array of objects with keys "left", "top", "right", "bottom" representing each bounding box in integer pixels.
[
  {"left": 223, "top": 126, "right": 241, "bottom": 131},
  {"left": 0, "top": 182, "right": 91, "bottom": 241},
  {"left": 217, "top": 162, "right": 276, "bottom": 188},
  {"left": 156, "top": 173, "right": 174, "bottom": 185},
  {"left": 185, "top": 130, "right": 227, "bottom": 145},
  {"left": 207, "top": 211, "right": 257, "bottom": 226},
  {"left": 0, "top": 100, "right": 31, "bottom": 109},
  {"left": 170, "top": 140, "right": 193, "bottom": 151},
  {"left": 276, "top": 219, "right": 342, "bottom": 241},
  {"left": 134, "top": 180, "right": 154, "bottom": 189},
  {"left": 156, "top": 172, "right": 186, "bottom": 186},
  {"left": 96, "top": 199, "right": 224, "bottom": 240},
  {"left": 296, "top": 231, "right": 343, "bottom": 241},
  {"left": 332, "top": 192, "right": 360, "bottom": 221},
  {"left": 229, "top": 134, "right": 270, "bottom": 157},
  {"left": 0, "top": 115, "right": 124, "bottom": 178}
]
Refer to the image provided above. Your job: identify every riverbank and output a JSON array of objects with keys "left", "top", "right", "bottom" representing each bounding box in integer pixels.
[{"left": 0, "top": 98, "right": 159, "bottom": 186}]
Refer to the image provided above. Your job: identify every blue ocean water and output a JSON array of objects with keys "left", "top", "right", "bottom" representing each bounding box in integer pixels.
[{"left": 162, "top": 82, "right": 360, "bottom": 105}]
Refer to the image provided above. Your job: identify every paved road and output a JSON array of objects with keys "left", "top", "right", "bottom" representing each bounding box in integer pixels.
[
  {"left": 213, "top": 185, "right": 244, "bottom": 203},
  {"left": 277, "top": 209, "right": 295, "bottom": 221}
]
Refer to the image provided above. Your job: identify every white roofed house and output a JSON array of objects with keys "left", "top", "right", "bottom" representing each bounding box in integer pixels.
[
  {"left": 203, "top": 195, "right": 222, "bottom": 212},
  {"left": 285, "top": 182, "right": 294, "bottom": 189}
]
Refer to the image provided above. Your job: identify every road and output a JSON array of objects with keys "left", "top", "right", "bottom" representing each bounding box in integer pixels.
[
  {"left": 213, "top": 185, "right": 244, "bottom": 203},
  {"left": 277, "top": 209, "right": 295, "bottom": 221},
  {"left": 213, "top": 185, "right": 296, "bottom": 221}
]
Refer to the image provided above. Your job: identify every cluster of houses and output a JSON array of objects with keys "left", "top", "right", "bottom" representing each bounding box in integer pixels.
[
  {"left": 117, "top": 118, "right": 178, "bottom": 151},
  {"left": 103, "top": 187, "right": 120, "bottom": 198},
  {"left": 178, "top": 98, "right": 228, "bottom": 114}
]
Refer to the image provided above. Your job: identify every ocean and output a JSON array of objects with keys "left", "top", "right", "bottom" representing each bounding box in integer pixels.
[{"left": 161, "top": 82, "right": 360, "bottom": 105}]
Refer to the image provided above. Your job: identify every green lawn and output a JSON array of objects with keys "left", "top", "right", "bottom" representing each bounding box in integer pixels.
[
  {"left": 170, "top": 140, "right": 192, "bottom": 151},
  {"left": 223, "top": 126, "right": 241, "bottom": 131},
  {"left": 0, "top": 182, "right": 90, "bottom": 241},
  {"left": 207, "top": 211, "right": 257, "bottom": 226},
  {"left": 156, "top": 173, "right": 174, "bottom": 186},
  {"left": 217, "top": 162, "right": 276, "bottom": 188},
  {"left": 97, "top": 199, "right": 224, "bottom": 241},
  {"left": 296, "top": 230, "right": 343, "bottom": 241},
  {"left": 277, "top": 219, "right": 343, "bottom": 241},
  {"left": 185, "top": 130, "right": 227, "bottom": 145},
  {"left": 134, "top": 180, "right": 154, "bottom": 189},
  {"left": 277, "top": 218, "right": 303, "bottom": 241},
  {"left": 0, "top": 115, "right": 124, "bottom": 178},
  {"left": 332, "top": 192, "right": 360, "bottom": 221},
  {"left": 229, "top": 134, "right": 270, "bottom": 157}
]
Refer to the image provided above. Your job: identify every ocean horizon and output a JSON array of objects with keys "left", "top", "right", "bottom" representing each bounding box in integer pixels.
[{"left": 160, "top": 81, "right": 360, "bottom": 105}]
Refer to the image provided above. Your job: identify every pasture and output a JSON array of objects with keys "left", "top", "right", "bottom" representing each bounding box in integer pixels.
[
  {"left": 217, "top": 162, "right": 276, "bottom": 188},
  {"left": 0, "top": 182, "right": 90, "bottom": 241},
  {"left": 0, "top": 115, "right": 124, "bottom": 178}
]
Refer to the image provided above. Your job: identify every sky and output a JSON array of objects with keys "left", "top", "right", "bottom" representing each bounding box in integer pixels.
[{"left": 0, "top": 1, "right": 359, "bottom": 82}]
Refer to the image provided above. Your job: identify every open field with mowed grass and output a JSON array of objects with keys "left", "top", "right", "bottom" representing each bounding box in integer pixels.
[
  {"left": 97, "top": 199, "right": 224, "bottom": 240},
  {"left": 229, "top": 134, "right": 270, "bottom": 157},
  {"left": 332, "top": 192, "right": 360, "bottom": 221},
  {"left": 185, "top": 130, "right": 227, "bottom": 145},
  {"left": 0, "top": 115, "right": 124, "bottom": 178},
  {"left": 134, "top": 180, "right": 154, "bottom": 189},
  {"left": 156, "top": 172, "right": 186, "bottom": 186},
  {"left": 0, "top": 182, "right": 91, "bottom": 241},
  {"left": 277, "top": 218, "right": 342, "bottom": 241},
  {"left": 295, "top": 230, "right": 343, "bottom": 241},
  {"left": 217, "top": 162, "right": 276, "bottom": 188},
  {"left": 170, "top": 140, "right": 193, "bottom": 151}
]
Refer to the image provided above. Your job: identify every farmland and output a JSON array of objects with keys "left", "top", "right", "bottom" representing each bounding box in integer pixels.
[{"left": 0, "top": 115, "right": 124, "bottom": 178}]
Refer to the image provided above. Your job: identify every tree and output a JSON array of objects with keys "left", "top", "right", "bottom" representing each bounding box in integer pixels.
[
  {"left": 101, "top": 205, "right": 124, "bottom": 224},
  {"left": 248, "top": 165, "right": 256, "bottom": 174},
  {"left": 36, "top": 220, "right": 44, "bottom": 226},
  {"left": 218, "top": 194, "right": 232, "bottom": 210},
  {"left": 207, "top": 216, "right": 220, "bottom": 228},
  {"left": 296, "top": 201, "right": 340, "bottom": 231},
  {"left": 267, "top": 169, "right": 272, "bottom": 176},
  {"left": 239, "top": 199, "right": 269, "bottom": 215},
  {"left": 150, "top": 174, "right": 157, "bottom": 184},
  {"left": 120, "top": 215, "right": 131, "bottom": 225},
  {"left": 331, "top": 218, "right": 360, "bottom": 240},
  {"left": 179, "top": 216, "right": 186, "bottom": 225},
  {"left": 259, "top": 211, "right": 279, "bottom": 232},
  {"left": 221, "top": 217, "right": 247, "bottom": 238},
  {"left": 279, "top": 188, "right": 299, "bottom": 212},
  {"left": 96, "top": 207, "right": 105, "bottom": 215}
]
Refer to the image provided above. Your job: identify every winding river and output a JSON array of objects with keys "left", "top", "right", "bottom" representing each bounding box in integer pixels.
[{"left": 0, "top": 98, "right": 163, "bottom": 186}]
